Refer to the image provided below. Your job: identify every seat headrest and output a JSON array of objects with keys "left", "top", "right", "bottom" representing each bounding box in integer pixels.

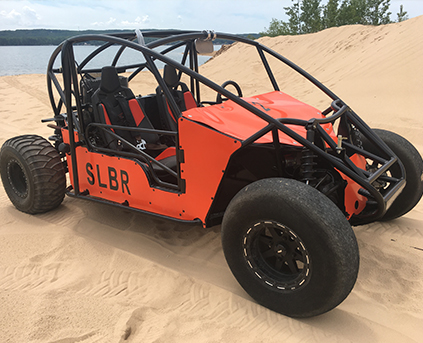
[
  {"left": 163, "top": 65, "right": 181, "bottom": 88},
  {"left": 100, "top": 66, "right": 121, "bottom": 93}
]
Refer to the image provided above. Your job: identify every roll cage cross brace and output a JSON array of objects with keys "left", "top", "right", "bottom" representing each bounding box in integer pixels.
[{"left": 46, "top": 30, "right": 405, "bottom": 225}]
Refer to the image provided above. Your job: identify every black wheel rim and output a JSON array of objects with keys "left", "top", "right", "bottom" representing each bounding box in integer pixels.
[
  {"left": 7, "top": 159, "right": 29, "bottom": 198},
  {"left": 243, "top": 221, "right": 311, "bottom": 291}
]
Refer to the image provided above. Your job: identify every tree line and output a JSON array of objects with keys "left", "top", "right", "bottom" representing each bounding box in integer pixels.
[
  {"left": 260, "top": 0, "right": 409, "bottom": 37},
  {"left": 0, "top": 29, "right": 260, "bottom": 46},
  {"left": 0, "top": 29, "right": 130, "bottom": 46}
]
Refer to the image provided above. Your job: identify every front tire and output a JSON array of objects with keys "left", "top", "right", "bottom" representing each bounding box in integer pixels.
[
  {"left": 0, "top": 135, "right": 66, "bottom": 214},
  {"left": 221, "top": 178, "right": 359, "bottom": 318},
  {"left": 362, "top": 129, "right": 423, "bottom": 221}
]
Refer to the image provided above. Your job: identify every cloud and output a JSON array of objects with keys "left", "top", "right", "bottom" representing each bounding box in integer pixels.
[
  {"left": 107, "top": 17, "right": 117, "bottom": 25},
  {"left": 91, "top": 15, "right": 151, "bottom": 29},
  {"left": 120, "top": 15, "right": 150, "bottom": 28},
  {"left": 0, "top": 9, "right": 20, "bottom": 21},
  {"left": 91, "top": 17, "right": 117, "bottom": 27},
  {"left": 0, "top": 6, "right": 41, "bottom": 28},
  {"left": 22, "top": 6, "right": 41, "bottom": 23}
]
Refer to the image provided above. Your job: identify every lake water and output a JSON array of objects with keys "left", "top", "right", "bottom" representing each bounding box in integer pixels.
[{"left": 0, "top": 45, "right": 217, "bottom": 76}]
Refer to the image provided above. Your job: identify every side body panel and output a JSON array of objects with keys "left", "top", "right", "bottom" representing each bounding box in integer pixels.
[{"left": 62, "top": 118, "right": 241, "bottom": 223}]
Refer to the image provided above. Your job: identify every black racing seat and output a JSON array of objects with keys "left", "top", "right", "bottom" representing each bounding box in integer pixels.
[
  {"left": 91, "top": 66, "right": 178, "bottom": 174},
  {"left": 91, "top": 66, "right": 160, "bottom": 150},
  {"left": 156, "top": 64, "right": 198, "bottom": 131}
]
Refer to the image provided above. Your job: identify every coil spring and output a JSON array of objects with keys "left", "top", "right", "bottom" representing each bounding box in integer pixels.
[
  {"left": 301, "top": 148, "right": 318, "bottom": 183},
  {"left": 351, "top": 126, "right": 363, "bottom": 149}
]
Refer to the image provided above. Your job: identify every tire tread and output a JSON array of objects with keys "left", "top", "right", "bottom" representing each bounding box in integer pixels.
[{"left": 1, "top": 134, "right": 66, "bottom": 214}]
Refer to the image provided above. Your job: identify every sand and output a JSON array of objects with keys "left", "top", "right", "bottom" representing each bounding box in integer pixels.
[{"left": 1, "top": 16, "right": 423, "bottom": 343}]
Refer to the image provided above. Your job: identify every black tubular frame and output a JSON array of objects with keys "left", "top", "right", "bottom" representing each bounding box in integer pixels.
[{"left": 46, "top": 30, "right": 406, "bottom": 224}]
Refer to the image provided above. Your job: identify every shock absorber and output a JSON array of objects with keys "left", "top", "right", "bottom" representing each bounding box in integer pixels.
[
  {"left": 351, "top": 125, "right": 363, "bottom": 149},
  {"left": 301, "top": 122, "right": 318, "bottom": 185},
  {"left": 301, "top": 148, "right": 318, "bottom": 184}
]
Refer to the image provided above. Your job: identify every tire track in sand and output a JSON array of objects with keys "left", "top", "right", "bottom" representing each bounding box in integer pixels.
[
  {"left": 115, "top": 281, "right": 354, "bottom": 343},
  {"left": 2, "top": 75, "right": 50, "bottom": 107},
  {"left": 354, "top": 220, "right": 423, "bottom": 316},
  {"left": 81, "top": 269, "right": 144, "bottom": 298},
  {"left": 0, "top": 262, "right": 64, "bottom": 292}
]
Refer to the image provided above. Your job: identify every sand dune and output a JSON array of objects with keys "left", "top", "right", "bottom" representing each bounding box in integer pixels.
[{"left": 1, "top": 16, "right": 423, "bottom": 343}]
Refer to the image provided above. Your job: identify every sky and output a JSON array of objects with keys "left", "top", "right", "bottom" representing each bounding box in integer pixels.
[{"left": 1, "top": 0, "right": 422, "bottom": 33}]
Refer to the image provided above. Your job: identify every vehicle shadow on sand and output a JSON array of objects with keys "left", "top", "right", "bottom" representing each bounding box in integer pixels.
[{"left": 47, "top": 196, "right": 243, "bottom": 294}]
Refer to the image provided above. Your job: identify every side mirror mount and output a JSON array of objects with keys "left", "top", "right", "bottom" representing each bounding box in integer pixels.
[
  {"left": 195, "top": 31, "right": 216, "bottom": 55},
  {"left": 195, "top": 39, "right": 214, "bottom": 55}
]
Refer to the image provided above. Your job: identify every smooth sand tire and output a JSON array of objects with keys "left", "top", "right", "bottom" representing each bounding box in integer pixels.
[
  {"left": 0, "top": 135, "right": 66, "bottom": 214},
  {"left": 221, "top": 178, "right": 359, "bottom": 318},
  {"left": 362, "top": 129, "right": 423, "bottom": 221}
]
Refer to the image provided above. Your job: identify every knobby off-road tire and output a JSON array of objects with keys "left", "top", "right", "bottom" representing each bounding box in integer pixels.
[
  {"left": 362, "top": 129, "right": 423, "bottom": 221},
  {"left": 0, "top": 135, "right": 66, "bottom": 214},
  {"left": 221, "top": 178, "right": 359, "bottom": 318}
]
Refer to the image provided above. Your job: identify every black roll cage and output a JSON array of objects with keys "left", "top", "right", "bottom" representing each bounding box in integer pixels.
[{"left": 46, "top": 30, "right": 405, "bottom": 224}]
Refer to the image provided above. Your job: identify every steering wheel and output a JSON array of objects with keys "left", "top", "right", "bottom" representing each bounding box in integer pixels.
[{"left": 216, "top": 80, "right": 243, "bottom": 104}]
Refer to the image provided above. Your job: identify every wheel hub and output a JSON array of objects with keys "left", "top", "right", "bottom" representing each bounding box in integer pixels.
[
  {"left": 243, "top": 221, "right": 311, "bottom": 292},
  {"left": 7, "top": 159, "right": 28, "bottom": 198},
  {"left": 275, "top": 244, "right": 287, "bottom": 257}
]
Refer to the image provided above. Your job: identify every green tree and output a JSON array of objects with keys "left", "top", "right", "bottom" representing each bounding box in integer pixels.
[
  {"left": 337, "top": 0, "right": 368, "bottom": 25},
  {"left": 260, "top": 0, "right": 402, "bottom": 38},
  {"left": 260, "top": 18, "right": 290, "bottom": 37},
  {"left": 284, "top": 0, "right": 302, "bottom": 34},
  {"left": 261, "top": 0, "right": 301, "bottom": 36},
  {"left": 300, "top": 0, "right": 323, "bottom": 33},
  {"left": 366, "top": 0, "right": 392, "bottom": 25},
  {"left": 397, "top": 4, "right": 408, "bottom": 22},
  {"left": 323, "top": 0, "right": 339, "bottom": 28}
]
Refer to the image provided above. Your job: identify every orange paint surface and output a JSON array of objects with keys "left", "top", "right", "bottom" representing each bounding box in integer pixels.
[
  {"left": 184, "top": 91, "right": 336, "bottom": 145},
  {"left": 62, "top": 119, "right": 241, "bottom": 223},
  {"left": 61, "top": 91, "right": 367, "bottom": 222},
  {"left": 339, "top": 154, "right": 368, "bottom": 218}
]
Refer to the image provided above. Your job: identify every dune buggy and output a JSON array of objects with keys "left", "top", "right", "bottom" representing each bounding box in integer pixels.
[{"left": 1, "top": 30, "right": 422, "bottom": 318}]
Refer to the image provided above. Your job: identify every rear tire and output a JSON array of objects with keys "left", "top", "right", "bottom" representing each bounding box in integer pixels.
[
  {"left": 362, "top": 129, "right": 423, "bottom": 221},
  {"left": 0, "top": 135, "right": 66, "bottom": 214},
  {"left": 221, "top": 178, "right": 359, "bottom": 318}
]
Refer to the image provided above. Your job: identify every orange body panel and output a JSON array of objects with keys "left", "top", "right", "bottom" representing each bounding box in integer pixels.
[
  {"left": 178, "top": 117, "right": 241, "bottom": 219},
  {"left": 339, "top": 154, "right": 367, "bottom": 218},
  {"left": 62, "top": 90, "right": 368, "bottom": 223},
  {"left": 184, "top": 91, "right": 336, "bottom": 145},
  {"left": 62, "top": 119, "right": 241, "bottom": 223}
]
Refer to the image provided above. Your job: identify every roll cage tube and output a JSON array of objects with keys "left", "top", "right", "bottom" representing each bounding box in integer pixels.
[
  {"left": 61, "top": 40, "right": 82, "bottom": 195},
  {"left": 50, "top": 31, "right": 405, "bottom": 222},
  {"left": 84, "top": 123, "right": 180, "bottom": 191}
]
